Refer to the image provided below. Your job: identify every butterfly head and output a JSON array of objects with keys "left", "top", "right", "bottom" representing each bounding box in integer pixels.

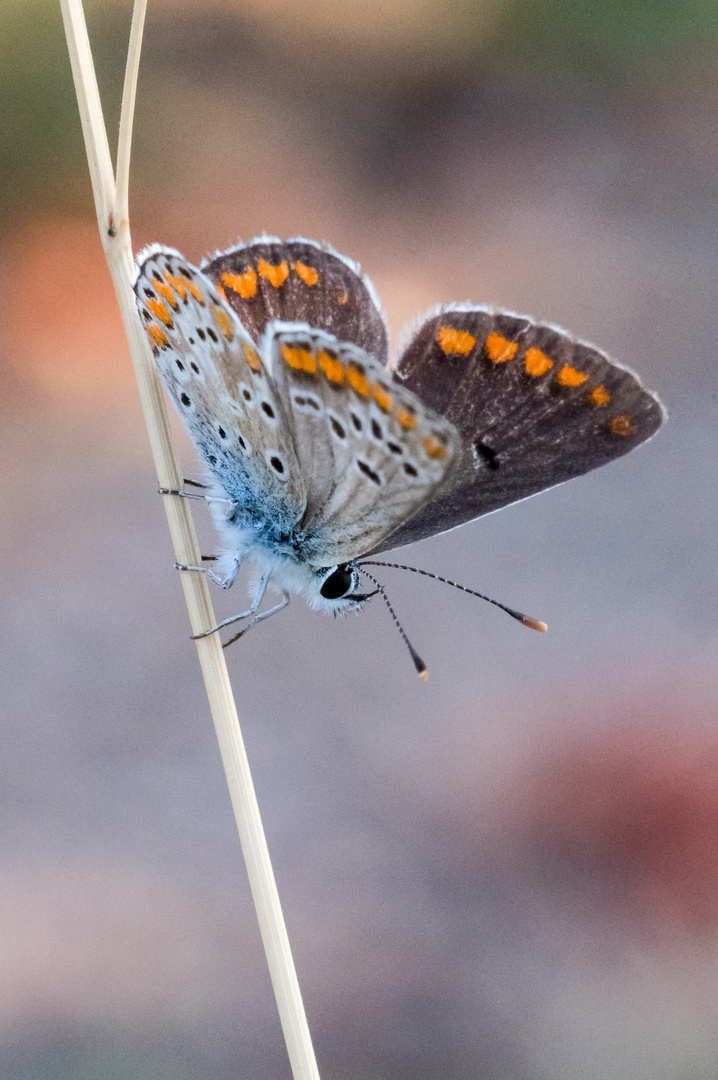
[{"left": 311, "top": 563, "right": 375, "bottom": 613}]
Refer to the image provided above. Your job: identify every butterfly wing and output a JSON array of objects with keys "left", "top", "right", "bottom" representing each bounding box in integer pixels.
[
  {"left": 262, "top": 322, "right": 460, "bottom": 567},
  {"left": 134, "top": 245, "right": 306, "bottom": 529},
  {"left": 202, "top": 236, "right": 389, "bottom": 363},
  {"left": 369, "top": 306, "right": 666, "bottom": 552}
]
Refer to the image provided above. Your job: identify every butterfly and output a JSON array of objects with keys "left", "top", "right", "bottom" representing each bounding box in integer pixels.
[{"left": 133, "top": 236, "right": 665, "bottom": 666}]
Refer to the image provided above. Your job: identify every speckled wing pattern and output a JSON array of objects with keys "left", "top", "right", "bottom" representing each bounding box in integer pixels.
[
  {"left": 202, "top": 237, "right": 389, "bottom": 361},
  {"left": 264, "top": 323, "right": 460, "bottom": 566},
  {"left": 370, "top": 306, "right": 666, "bottom": 553},
  {"left": 134, "top": 242, "right": 459, "bottom": 564},
  {"left": 133, "top": 245, "right": 306, "bottom": 530}
]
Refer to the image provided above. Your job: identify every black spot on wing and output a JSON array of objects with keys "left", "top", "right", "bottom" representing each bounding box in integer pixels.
[
  {"left": 475, "top": 440, "right": 500, "bottom": 469},
  {"left": 357, "top": 459, "right": 381, "bottom": 485}
]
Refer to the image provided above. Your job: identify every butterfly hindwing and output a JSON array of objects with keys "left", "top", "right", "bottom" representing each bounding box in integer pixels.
[
  {"left": 373, "top": 306, "right": 666, "bottom": 552},
  {"left": 134, "top": 245, "right": 306, "bottom": 529},
  {"left": 202, "top": 237, "right": 389, "bottom": 364},
  {"left": 264, "top": 322, "right": 460, "bottom": 566}
]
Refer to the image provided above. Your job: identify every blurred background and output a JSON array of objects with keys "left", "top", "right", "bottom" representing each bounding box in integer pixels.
[{"left": 2, "top": 0, "right": 718, "bottom": 1077}]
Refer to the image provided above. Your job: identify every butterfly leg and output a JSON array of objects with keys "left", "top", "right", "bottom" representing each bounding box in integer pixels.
[
  {"left": 222, "top": 590, "right": 291, "bottom": 649},
  {"left": 212, "top": 554, "right": 240, "bottom": 590},
  {"left": 190, "top": 572, "right": 270, "bottom": 640},
  {"left": 175, "top": 554, "right": 240, "bottom": 590},
  {"left": 159, "top": 487, "right": 234, "bottom": 507}
]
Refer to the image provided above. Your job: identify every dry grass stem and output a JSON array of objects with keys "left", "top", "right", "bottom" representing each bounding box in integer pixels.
[{"left": 58, "top": 2, "right": 320, "bottom": 1077}]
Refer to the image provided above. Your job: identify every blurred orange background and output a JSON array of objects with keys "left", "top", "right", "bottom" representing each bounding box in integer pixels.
[{"left": 2, "top": 1, "right": 718, "bottom": 1077}]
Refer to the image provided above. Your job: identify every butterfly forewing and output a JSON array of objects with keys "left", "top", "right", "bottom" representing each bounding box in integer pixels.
[
  {"left": 134, "top": 246, "right": 306, "bottom": 528},
  {"left": 374, "top": 306, "right": 666, "bottom": 552},
  {"left": 265, "top": 322, "right": 460, "bottom": 566},
  {"left": 202, "top": 237, "right": 389, "bottom": 364}
]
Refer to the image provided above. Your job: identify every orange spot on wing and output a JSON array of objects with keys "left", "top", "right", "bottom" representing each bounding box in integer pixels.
[
  {"left": 347, "top": 364, "right": 370, "bottom": 397},
  {"left": 372, "top": 383, "right": 393, "bottom": 412},
  {"left": 185, "top": 278, "right": 202, "bottom": 304},
  {"left": 318, "top": 351, "right": 345, "bottom": 384},
  {"left": 294, "top": 261, "right": 319, "bottom": 286},
  {"left": 216, "top": 284, "right": 228, "bottom": 302},
  {"left": 164, "top": 272, "right": 204, "bottom": 305},
  {"left": 222, "top": 268, "right": 257, "bottom": 300},
  {"left": 150, "top": 276, "right": 178, "bottom": 309},
  {"left": 258, "top": 258, "right": 289, "bottom": 288},
  {"left": 485, "top": 331, "right": 518, "bottom": 363},
  {"left": 397, "top": 407, "right": 417, "bottom": 430},
  {"left": 437, "top": 325, "right": 476, "bottom": 355},
  {"left": 590, "top": 384, "right": 610, "bottom": 407},
  {"left": 281, "top": 344, "right": 318, "bottom": 374},
  {"left": 423, "top": 435, "right": 447, "bottom": 459},
  {"left": 337, "top": 291, "right": 349, "bottom": 305},
  {"left": 185, "top": 279, "right": 204, "bottom": 304},
  {"left": 242, "top": 342, "right": 262, "bottom": 372},
  {"left": 525, "top": 347, "right": 553, "bottom": 377},
  {"left": 157, "top": 273, "right": 187, "bottom": 302},
  {"left": 211, "top": 304, "right": 234, "bottom": 341},
  {"left": 610, "top": 414, "right": 634, "bottom": 436},
  {"left": 557, "top": 364, "right": 589, "bottom": 387},
  {"left": 146, "top": 323, "right": 168, "bottom": 349},
  {"left": 145, "top": 298, "right": 173, "bottom": 326}
]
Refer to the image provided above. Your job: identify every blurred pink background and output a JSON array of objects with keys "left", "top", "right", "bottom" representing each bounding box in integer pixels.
[{"left": 2, "top": 1, "right": 718, "bottom": 1077}]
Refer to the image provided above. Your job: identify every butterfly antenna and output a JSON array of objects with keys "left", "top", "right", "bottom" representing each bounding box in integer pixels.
[
  {"left": 358, "top": 569, "right": 429, "bottom": 681},
  {"left": 359, "top": 561, "right": 547, "bottom": 633}
]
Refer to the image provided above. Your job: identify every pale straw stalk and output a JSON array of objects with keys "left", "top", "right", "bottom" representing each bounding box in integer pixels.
[{"left": 58, "top": 3, "right": 320, "bottom": 1077}]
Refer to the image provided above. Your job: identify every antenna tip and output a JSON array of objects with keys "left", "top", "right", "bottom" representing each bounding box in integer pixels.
[
  {"left": 408, "top": 645, "right": 429, "bottom": 680},
  {"left": 522, "top": 616, "right": 548, "bottom": 632}
]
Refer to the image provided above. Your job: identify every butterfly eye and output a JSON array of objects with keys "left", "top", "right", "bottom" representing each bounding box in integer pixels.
[{"left": 319, "top": 565, "right": 354, "bottom": 600}]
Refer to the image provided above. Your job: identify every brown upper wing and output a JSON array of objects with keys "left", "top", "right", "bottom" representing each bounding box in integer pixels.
[
  {"left": 202, "top": 237, "right": 389, "bottom": 364},
  {"left": 367, "top": 305, "right": 666, "bottom": 553}
]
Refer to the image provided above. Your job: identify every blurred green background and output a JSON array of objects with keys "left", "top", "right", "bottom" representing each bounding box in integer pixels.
[{"left": 2, "top": 1, "right": 718, "bottom": 1078}]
